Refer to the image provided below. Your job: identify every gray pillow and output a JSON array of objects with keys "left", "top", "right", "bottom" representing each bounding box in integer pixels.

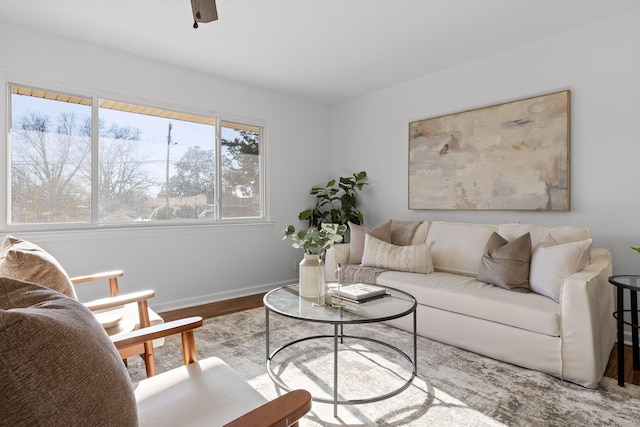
[
  {"left": 477, "top": 232, "right": 532, "bottom": 293},
  {"left": 0, "top": 277, "right": 138, "bottom": 425}
]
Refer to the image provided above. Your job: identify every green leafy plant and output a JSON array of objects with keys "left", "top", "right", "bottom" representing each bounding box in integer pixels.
[
  {"left": 632, "top": 247, "right": 640, "bottom": 253},
  {"left": 298, "top": 171, "right": 368, "bottom": 229},
  {"left": 283, "top": 223, "right": 347, "bottom": 255}
]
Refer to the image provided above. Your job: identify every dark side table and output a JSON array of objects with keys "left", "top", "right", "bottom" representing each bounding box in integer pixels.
[{"left": 608, "top": 275, "right": 640, "bottom": 386}]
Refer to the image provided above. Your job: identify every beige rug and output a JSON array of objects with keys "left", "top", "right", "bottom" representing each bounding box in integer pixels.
[{"left": 127, "top": 308, "right": 640, "bottom": 426}]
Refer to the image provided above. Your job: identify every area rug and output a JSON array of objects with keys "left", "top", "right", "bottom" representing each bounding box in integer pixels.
[{"left": 127, "top": 308, "right": 640, "bottom": 426}]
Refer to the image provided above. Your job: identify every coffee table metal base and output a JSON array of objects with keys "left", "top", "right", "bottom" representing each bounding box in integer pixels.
[{"left": 266, "top": 310, "right": 417, "bottom": 417}]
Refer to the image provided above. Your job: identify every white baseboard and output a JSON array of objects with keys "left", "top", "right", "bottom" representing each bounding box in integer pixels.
[{"left": 152, "top": 280, "right": 295, "bottom": 313}]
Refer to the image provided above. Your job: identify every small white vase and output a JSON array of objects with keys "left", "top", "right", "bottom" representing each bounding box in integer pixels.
[{"left": 299, "top": 253, "right": 325, "bottom": 304}]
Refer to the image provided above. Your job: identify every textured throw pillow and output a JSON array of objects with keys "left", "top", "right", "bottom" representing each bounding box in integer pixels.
[
  {"left": 390, "top": 220, "right": 423, "bottom": 246},
  {"left": 0, "top": 235, "right": 77, "bottom": 299},
  {"left": 348, "top": 220, "right": 392, "bottom": 264},
  {"left": 529, "top": 238, "right": 593, "bottom": 302},
  {"left": 361, "top": 234, "right": 434, "bottom": 274},
  {"left": 0, "top": 277, "right": 137, "bottom": 425},
  {"left": 477, "top": 232, "right": 532, "bottom": 292}
]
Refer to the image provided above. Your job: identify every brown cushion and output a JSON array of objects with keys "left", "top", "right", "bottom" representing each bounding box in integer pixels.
[
  {"left": 348, "top": 220, "right": 392, "bottom": 264},
  {"left": 390, "top": 220, "right": 423, "bottom": 246},
  {"left": 477, "top": 232, "right": 532, "bottom": 293},
  {"left": 0, "top": 277, "right": 137, "bottom": 425},
  {"left": 0, "top": 235, "right": 77, "bottom": 299}
]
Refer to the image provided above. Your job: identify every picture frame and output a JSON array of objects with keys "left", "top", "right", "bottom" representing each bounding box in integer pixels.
[{"left": 408, "top": 90, "right": 570, "bottom": 211}]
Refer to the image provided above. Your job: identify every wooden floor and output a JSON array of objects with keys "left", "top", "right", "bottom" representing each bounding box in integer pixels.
[{"left": 160, "top": 293, "right": 640, "bottom": 387}]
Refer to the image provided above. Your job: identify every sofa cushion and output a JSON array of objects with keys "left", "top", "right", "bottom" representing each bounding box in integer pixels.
[
  {"left": 376, "top": 271, "right": 560, "bottom": 337},
  {"left": 477, "top": 232, "right": 532, "bottom": 293},
  {"left": 498, "top": 224, "right": 590, "bottom": 250},
  {"left": 0, "top": 278, "right": 137, "bottom": 425},
  {"left": 0, "top": 235, "right": 77, "bottom": 299},
  {"left": 411, "top": 222, "right": 430, "bottom": 245},
  {"left": 390, "top": 220, "right": 424, "bottom": 246},
  {"left": 530, "top": 238, "right": 592, "bottom": 302},
  {"left": 348, "top": 220, "right": 392, "bottom": 264},
  {"left": 426, "top": 221, "right": 499, "bottom": 276},
  {"left": 362, "top": 234, "right": 434, "bottom": 274}
]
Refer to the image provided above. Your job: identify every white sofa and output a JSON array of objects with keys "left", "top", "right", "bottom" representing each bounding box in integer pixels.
[{"left": 324, "top": 220, "right": 615, "bottom": 389}]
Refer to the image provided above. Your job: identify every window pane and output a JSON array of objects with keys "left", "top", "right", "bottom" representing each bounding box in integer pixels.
[
  {"left": 220, "top": 121, "right": 261, "bottom": 218},
  {"left": 10, "top": 86, "right": 91, "bottom": 224},
  {"left": 7, "top": 84, "right": 265, "bottom": 228},
  {"left": 98, "top": 101, "right": 216, "bottom": 223}
]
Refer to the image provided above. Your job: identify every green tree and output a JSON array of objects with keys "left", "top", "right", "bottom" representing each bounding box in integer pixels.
[
  {"left": 220, "top": 129, "right": 260, "bottom": 217},
  {"left": 161, "top": 146, "right": 215, "bottom": 202}
]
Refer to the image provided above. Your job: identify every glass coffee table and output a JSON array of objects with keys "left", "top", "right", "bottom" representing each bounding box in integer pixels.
[{"left": 263, "top": 283, "right": 417, "bottom": 417}]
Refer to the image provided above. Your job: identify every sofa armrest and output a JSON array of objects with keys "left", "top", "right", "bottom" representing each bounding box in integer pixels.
[
  {"left": 324, "top": 243, "right": 351, "bottom": 281},
  {"left": 559, "top": 248, "right": 615, "bottom": 388}
]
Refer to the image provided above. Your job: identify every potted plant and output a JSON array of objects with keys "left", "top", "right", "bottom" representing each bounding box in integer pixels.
[
  {"left": 298, "top": 171, "right": 368, "bottom": 231},
  {"left": 283, "top": 223, "right": 347, "bottom": 255},
  {"left": 283, "top": 223, "right": 347, "bottom": 303}
]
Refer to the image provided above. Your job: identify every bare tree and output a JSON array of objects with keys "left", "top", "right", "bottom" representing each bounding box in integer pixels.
[
  {"left": 11, "top": 112, "right": 90, "bottom": 223},
  {"left": 11, "top": 112, "right": 155, "bottom": 224}
]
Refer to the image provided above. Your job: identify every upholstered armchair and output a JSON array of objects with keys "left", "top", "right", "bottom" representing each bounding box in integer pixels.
[{"left": 0, "top": 277, "right": 312, "bottom": 426}]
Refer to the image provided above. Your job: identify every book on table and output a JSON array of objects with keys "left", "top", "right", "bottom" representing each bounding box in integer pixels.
[
  {"left": 332, "top": 283, "right": 387, "bottom": 301},
  {"left": 330, "top": 292, "right": 389, "bottom": 307}
]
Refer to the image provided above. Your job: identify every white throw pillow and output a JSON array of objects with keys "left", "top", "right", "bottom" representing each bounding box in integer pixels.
[
  {"left": 529, "top": 237, "right": 592, "bottom": 302},
  {"left": 361, "top": 234, "right": 434, "bottom": 274}
]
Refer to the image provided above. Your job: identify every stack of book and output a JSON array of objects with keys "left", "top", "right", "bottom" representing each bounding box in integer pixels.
[{"left": 329, "top": 283, "right": 389, "bottom": 308}]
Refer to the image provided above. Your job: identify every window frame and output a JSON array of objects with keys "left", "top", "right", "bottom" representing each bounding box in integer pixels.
[{"left": 3, "top": 81, "right": 268, "bottom": 232}]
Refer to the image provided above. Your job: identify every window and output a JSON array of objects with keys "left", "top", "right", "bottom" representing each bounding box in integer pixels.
[{"left": 7, "top": 84, "right": 264, "bottom": 227}]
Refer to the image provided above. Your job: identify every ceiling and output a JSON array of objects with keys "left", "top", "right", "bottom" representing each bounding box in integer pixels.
[{"left": 1, "top": 1, "right": 639, "bottom": 105}]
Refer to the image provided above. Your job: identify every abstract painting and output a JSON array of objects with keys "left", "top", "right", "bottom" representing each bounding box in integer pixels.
[{"left": 408, "top": 90, "right": 570, "bottom": 211}]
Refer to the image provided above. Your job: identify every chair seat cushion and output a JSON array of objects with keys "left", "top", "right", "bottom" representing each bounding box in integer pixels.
[
  {"left": 0, "top": 278, "right": 137, "bottom": 425},
  {"left": 135, "top": 357, "right": 268, "bottom": 426}
]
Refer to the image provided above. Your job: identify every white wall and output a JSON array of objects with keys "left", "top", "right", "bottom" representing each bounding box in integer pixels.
[
  {"left": 329, "top": 10, "right": 640, "bottom": 277},
  {"left": 0, "top": 22, "right": 331, "bottom": 311},
  {"left": 2, "top": 10, "right": 639, "bottom": 314}
]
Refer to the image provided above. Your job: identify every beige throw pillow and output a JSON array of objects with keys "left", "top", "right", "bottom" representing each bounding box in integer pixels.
[
  {"left": 361, "top": 234, "right": 434, "bottom": 274},
  {"left": 0, "top": 278, "right": 137, "bottom": 425},
  {"left": 529, "top": 237, "right": 592, "bottom": 302},
  {"left": 477, "top": 232, "right": 532, "bottom": 293},
  {"left": 0, "top": 236, "right": 77, "bottom": 299},
  {"left": 348, "top": 220, "right": 392, "bottom": 264}
]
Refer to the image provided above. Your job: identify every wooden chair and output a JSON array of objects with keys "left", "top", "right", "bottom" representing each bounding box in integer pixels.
[
  {"left": 115, "top": 316, "right": 312, "bottom": 426},
  {"left": 70, "top": 270, "right": 164, "bottom": 377},
  {"left": 0, "top": 277, "right": 312, "bottom": 427},
  {"left": 0, "top": 235, "right": 163, "bottom": 377}
]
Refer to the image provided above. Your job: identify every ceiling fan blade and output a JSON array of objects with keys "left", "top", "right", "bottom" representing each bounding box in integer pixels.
[{"left": 191, "top": 0, "right": 218, "bottom": 24}]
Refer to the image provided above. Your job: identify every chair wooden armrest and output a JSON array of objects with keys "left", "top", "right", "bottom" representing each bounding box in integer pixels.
[
  {"left": 70, "top": 270, "right": 124, "bottom": 296},
  {"left": 83, "top": 290, "right": 156, "bottom": 312},
  {"left": 223, "top": 389, "right": 312, "bottom": 427},
  {"left": 86, "top": 290, "right": 159, "bottom": 376},
  {"left": 113, "top": 317, "right": 203, "bottom": 364}
]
